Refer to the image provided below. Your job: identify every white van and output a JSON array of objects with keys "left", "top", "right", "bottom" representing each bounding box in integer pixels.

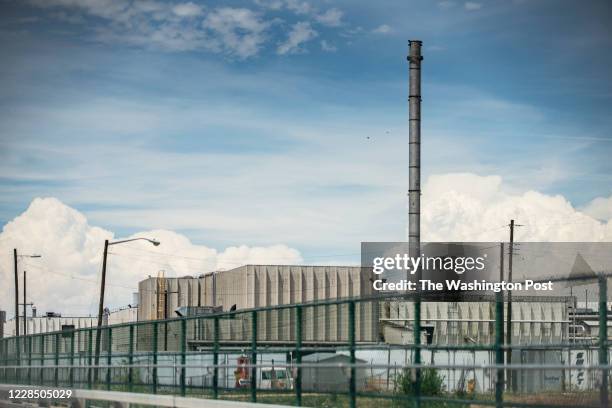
[{"left": 260, "top": 367, "right": 293, "bottom": 390}]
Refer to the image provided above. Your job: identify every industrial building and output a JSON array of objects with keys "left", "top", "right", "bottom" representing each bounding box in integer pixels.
[
  {"left": 2, "top": 313, "right": 97, "bottom": 338},
  {"left": 138, "top": 265, "right": 378, "bottom": 345},
  {"left": 3, "top": 263, "right": 603, "bottom": 348},
  {"left": 135, "top": 264, "right": 587, "bottom": 347},
  {"left": 381, "top": 297, "right": 572, "bottom": 345},
  {"left": 138, "top": 265, "right": 375, "bottom": 319},
  {"left": 1, "top": 306, "right": 138, "bottom": 339}
]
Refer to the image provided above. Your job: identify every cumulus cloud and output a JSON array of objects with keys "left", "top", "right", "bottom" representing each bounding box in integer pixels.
[
  {"left": 372, "top": 24, "right": 391, "bottom": 34},
  {"left": 277, "top": 21, "right": 317, "bottom": 55},
  {"left": 315, "top": 8, "right": 343, "bottom": 27},
  {"left": 581, "top": 195, "right": 612, "bottom": 222},
  {"left": 0, "top": 198, "right": 302, "bottom": 317},
  {"left": 421, "top": 173, "right": 612, "bottom": 242}
]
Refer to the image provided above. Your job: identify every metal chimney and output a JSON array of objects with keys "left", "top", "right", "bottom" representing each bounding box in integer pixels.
[{"left": 408, "top": 40, "right": 422, "bottom": 268}]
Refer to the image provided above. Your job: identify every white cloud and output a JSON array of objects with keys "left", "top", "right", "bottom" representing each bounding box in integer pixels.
[
  {"left": 315, "top": 8, "right": 343, "bottom": 27},
  {"left": 464, "top": 2, "right": 482, "bottom": 11},
  {"left": 253, "top": 0, "right": 312, "bottom": 14},
  {"left": 26, "top": 1, "right": 273, "bottom": 58},
  {"left": 372, "top": 24, "right": 391, "bottom": 34},
  {"left": 203, "top": 8, "right": 269, "bottom": 59},
  {"left": 277, "top": 21, "right": 317, "bottom": 55},
  {"left": 581, "top": 196, "right": 612, "bottom": 222},
  {"left": 26, "top": 0, "right": 132, "bottom": 21},
  {"left": 320, "top": 39, "right": 337, "bottom": 52},
  {"left": 253, "top": 0, "right": 285, "bottom": 10},
  {"left": 24, "top": 0, "right": 351, "bottom": 58},
  {"left": 421, "top": 173, "right": 612, "bottom": 242},
  {"left": 0, "top": 198, "right": 302, "bottom": 317},
  {"left": 172, "top": 2, "right": 203, "bottom": 17},
  {"left": 284, "top": 0, "right": 312, "bottom": 15}
]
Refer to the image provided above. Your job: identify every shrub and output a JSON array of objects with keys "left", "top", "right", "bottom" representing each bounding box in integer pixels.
[{"left": 396, "top": 367, "right": 444, "bottom": 397}]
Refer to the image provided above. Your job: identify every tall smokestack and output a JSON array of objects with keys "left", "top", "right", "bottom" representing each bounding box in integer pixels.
[{"left": 408, "top": 40, "right": 422, "bottom": 268}]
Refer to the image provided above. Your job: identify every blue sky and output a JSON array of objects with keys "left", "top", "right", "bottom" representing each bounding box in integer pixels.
[{"left": 0, "top": 0, "right": 611, "bottom": 260}]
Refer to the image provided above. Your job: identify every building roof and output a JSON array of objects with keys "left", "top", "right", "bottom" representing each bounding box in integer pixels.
[{"left": 302, "top": 352, "right": 366, "bottom": 363}]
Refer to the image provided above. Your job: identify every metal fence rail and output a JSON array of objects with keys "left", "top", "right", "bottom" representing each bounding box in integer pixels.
[{"left": 1, "top": 276, "right": 610, "bottom": 408}]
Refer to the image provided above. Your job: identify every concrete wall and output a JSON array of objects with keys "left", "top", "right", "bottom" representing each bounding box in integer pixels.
[{"left": 108, "top": 306, "right": 137, "bottom": 325}]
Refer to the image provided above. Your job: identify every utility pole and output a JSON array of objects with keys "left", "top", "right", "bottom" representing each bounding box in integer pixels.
[
  {"left": 163, "top": 287, "right": 179, "bottom": 351},
  {"left": 499, "top": 243, "right": 505, "bottom": 391},
  {"left": 505, "top": 219, "right": 521, "bottom": 391},
  {"left": 94, "top": 237, "right": 160, "bottom": 378},
  {"left": 23, "top": 270, "right": 27, "bottom": 337},
  {"left": 499, "top": 243, "right": 504, "bottom": 283},
  {"left": 14, "top": 249, "right": 19, "bottom": 337},
  {"left": 94, "top": 239, "right": 110, "bottom": 376}
]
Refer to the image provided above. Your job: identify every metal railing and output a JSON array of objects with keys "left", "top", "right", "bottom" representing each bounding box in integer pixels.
[{"left": 1, "top": 275, "right": 610, "bottom": 408}]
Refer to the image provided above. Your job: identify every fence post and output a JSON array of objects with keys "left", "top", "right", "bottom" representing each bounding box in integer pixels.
[
  {"left": 414, "top": 296, "right": 421, "bottom": 408},
  {"left": 495, "top": 291, "right": 505, "bottom": 407},
  {"left": 106, "top": 327, "right": 112, "bottom": 391},
  {"left": 40, "top": 335, "right": 45, "bottom": 386},
  {"left": 153, "top": 321, "right": 158, "bottom": 394},
  {"left": 0, "top": 340, "right": 2, "bottom": 381},
  {"left": 27, "top": 335, "right": 32, "bottom": 385},
  {"left": 295, "top": 305, "right": 302, "bottom": 407},
  {"left": 70, "top": 331, "right": 75, "bottom": 388},
  {"left": 599, "top": 276, "right": 608, "bottom": 408},
  {"left": 54, "top": 332, "right": 60, "bottom": 387},
  {"left": 349, "top": 300, "right": 356, "bottom": 408},
  {"left": 15, "top": 336, "right": 20, "bottom": 384},
  {"left": 128, "top": 324, "right": 134, "bottom": 392},
  {"left": 87, "top": 329, "right": 93, "bottom": 389},
  {"left": 251, "top": 311, "right": 257, "bottom": 403},
  {"left": 180, "top": 319, "right": 186, "bottom": 397},
  {"left": 213, "top": 316, "right": 219, "bottom": 399}
]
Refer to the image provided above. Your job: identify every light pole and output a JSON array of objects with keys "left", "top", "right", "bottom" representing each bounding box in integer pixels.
[
  {"left": 13, "top": 250, "right": 41, "bottom": 337},
  {"left": 94, "top": 237, "right": 160, "bottom": 378},
  {"left": 20, "top": 271, "right": 35, "bottom": 337}
]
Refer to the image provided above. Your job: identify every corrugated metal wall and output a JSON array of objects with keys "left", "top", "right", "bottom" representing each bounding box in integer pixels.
[
  {"left": 137, "top": 265, "right": 378, "bottom": 343},
  {"left": 382, "top": 300, "right": 569, "bottom": 345},
  {"left": 139, "top": 265, "right": 373, "bottom": 319}
]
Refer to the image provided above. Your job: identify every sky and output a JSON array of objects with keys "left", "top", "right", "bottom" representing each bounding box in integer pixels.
[{"left": 0, "top": 0, "right": 611, "bottom": 315}]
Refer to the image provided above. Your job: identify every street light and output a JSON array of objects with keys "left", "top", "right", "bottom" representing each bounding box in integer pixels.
[
  {"left": 94, "top": 237, "right": 160, "bottom": 377},
  {"left": 13, "top": 250, "right": 42, "bottom": 337}
]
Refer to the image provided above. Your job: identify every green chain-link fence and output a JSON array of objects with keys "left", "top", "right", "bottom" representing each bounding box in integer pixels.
[{"left": 1, "top": 275, "right": 610, "bottom": 407}]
